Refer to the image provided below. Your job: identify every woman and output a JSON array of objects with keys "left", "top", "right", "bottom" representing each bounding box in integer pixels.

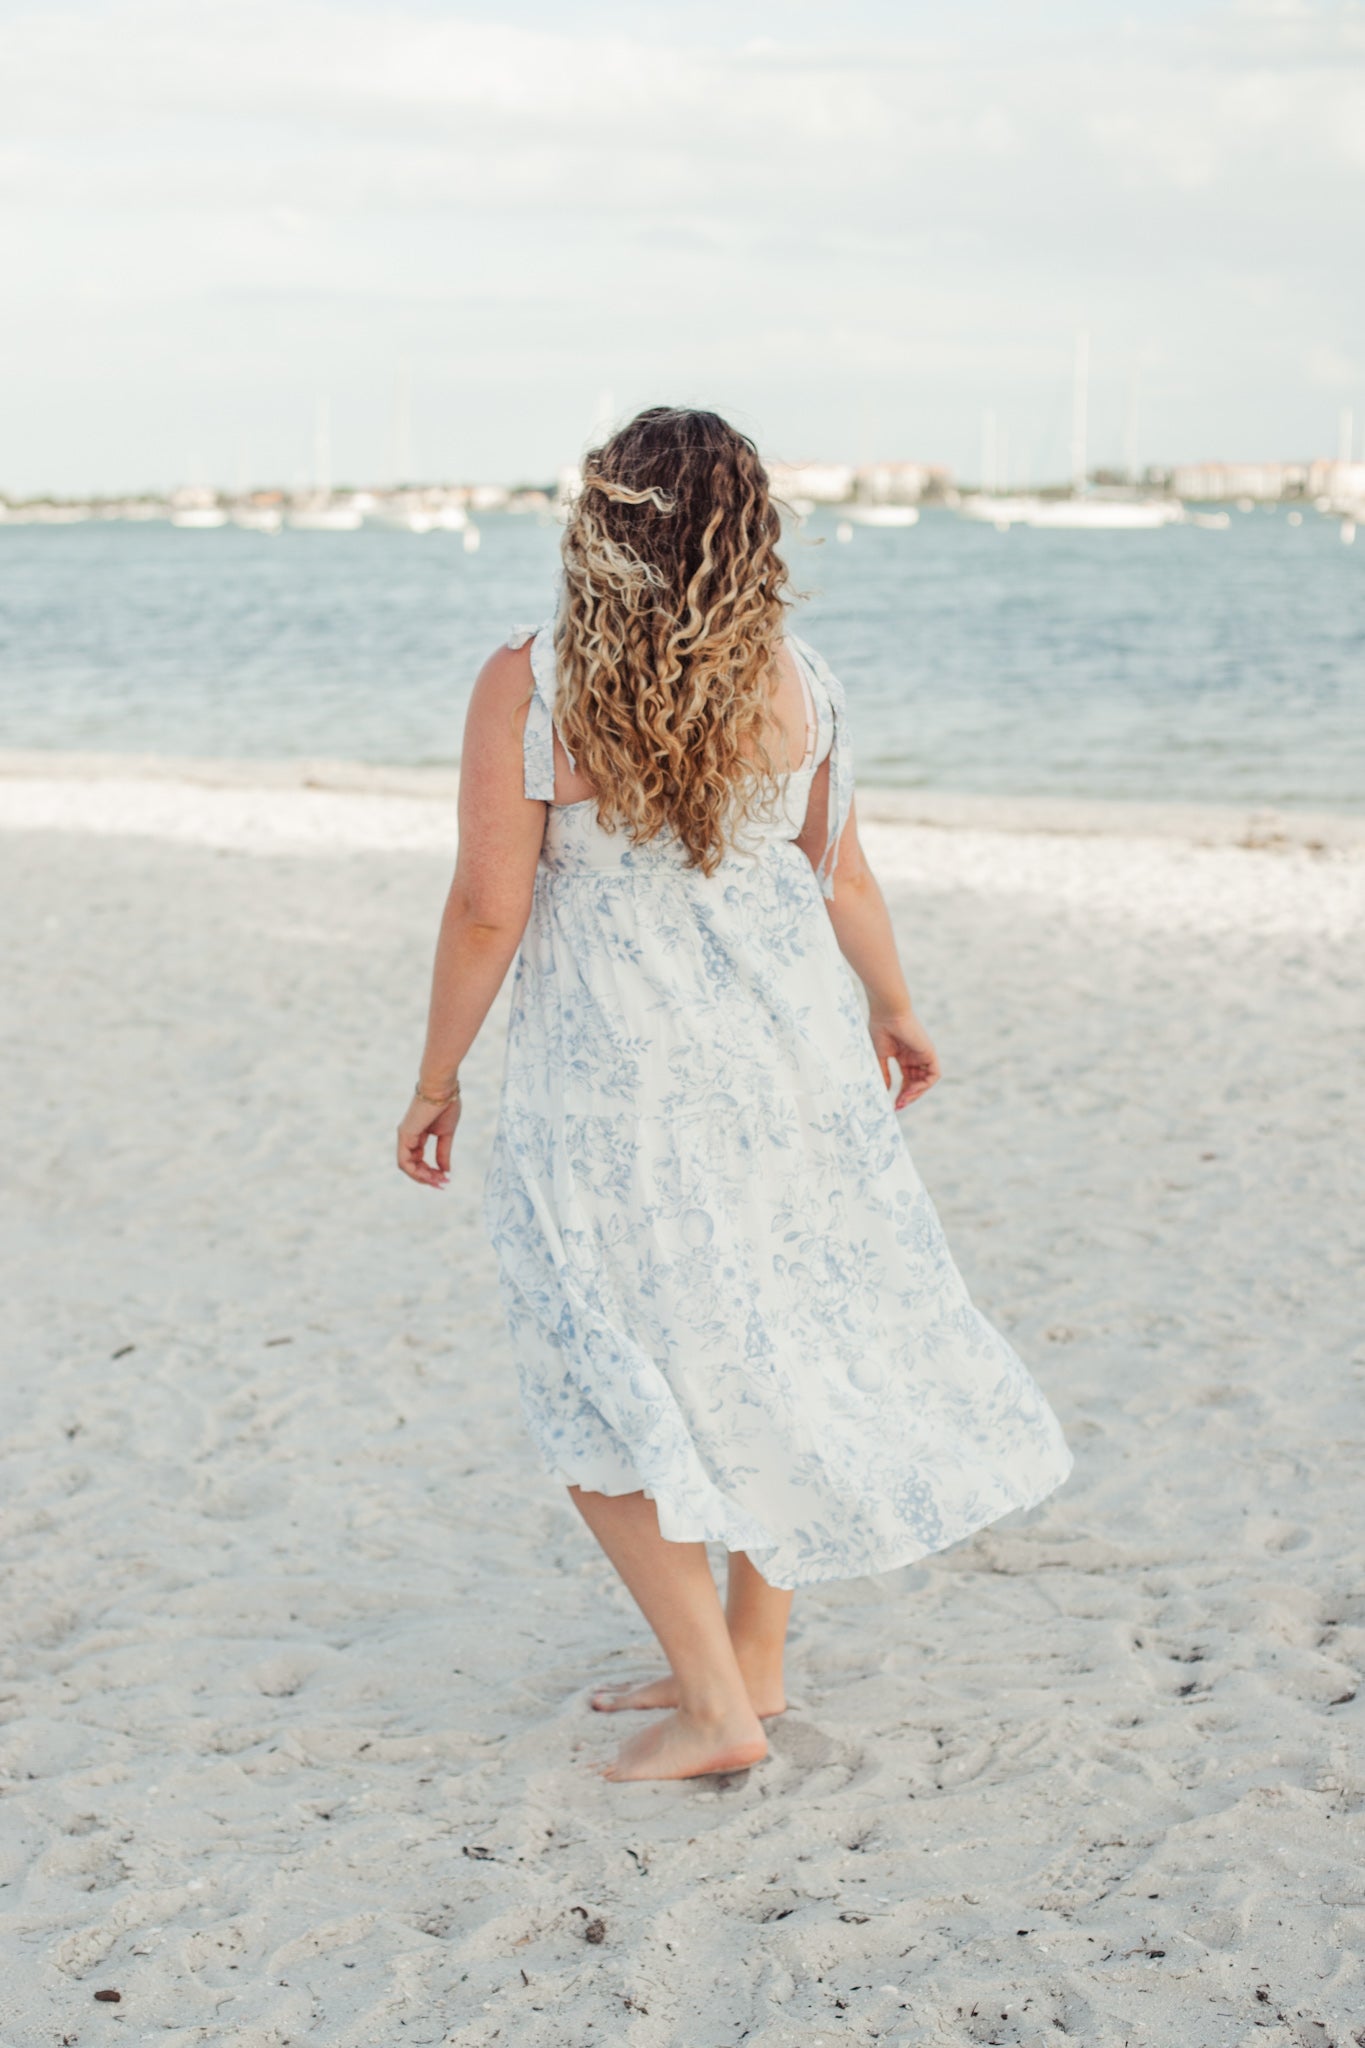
[{"left": 398, "top": 407, "right": 1073, "bottom": 1784}]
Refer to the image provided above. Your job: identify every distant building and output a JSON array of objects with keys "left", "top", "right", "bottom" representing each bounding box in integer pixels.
[
  {"left": 853, "top": 461, "right": 951, "bottom": 504},
  {"left": 767, "top": 461, "right": 856, "bottom": 506},
  {"left": 767, "top": 459, "right": 950, "bottom": 507},
  {"left": 1307, "top": 458, "right": 1365, "bottom": 505},
  {"left": 1170, "top": 461, "right": 1310, "bottom": 502}
]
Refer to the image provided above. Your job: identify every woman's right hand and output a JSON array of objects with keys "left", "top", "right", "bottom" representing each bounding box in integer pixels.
[
  {"left": 869, "top": 1009, "right": 941, "bottom": 1110},
  {"left": 396, "top": 1093, "right": 461, "bottom": 1188}
]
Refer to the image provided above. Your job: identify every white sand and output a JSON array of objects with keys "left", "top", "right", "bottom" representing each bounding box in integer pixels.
[{"left": 1, "top": 763, "right": 1362, "bottom": 2048}]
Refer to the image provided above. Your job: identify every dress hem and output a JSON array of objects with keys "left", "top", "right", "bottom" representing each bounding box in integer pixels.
[{"left": 541, "top": 1445, "right": 1076, "bottom": 1593}]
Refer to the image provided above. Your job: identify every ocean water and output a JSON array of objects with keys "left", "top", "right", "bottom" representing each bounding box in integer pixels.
[{"left": 1, "top": 508, "right": 1361, "bottom": 810}]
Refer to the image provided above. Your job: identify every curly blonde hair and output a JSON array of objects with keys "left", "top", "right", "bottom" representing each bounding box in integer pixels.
[{"left": 554, "top": 406, "right": 793, "bottom": 874}]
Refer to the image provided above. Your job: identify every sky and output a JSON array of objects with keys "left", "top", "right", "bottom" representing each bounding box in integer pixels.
[{"left": 3, "top": 0, "right": 1364, "bottom": 494}]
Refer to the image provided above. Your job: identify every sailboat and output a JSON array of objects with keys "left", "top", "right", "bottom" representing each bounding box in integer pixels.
[
  {"left": 286, "top": 496, "right": 363, "bottom": 531},
  {"left": 959, "top": 335, "right": 1182, "bottom": 530},
  {"left": 286, "top": 399, "right": 364, "bottom": 527},
  {"left": 170, "top": 487, "right": 227, "bottom": 529},
  {"left": 1024, "top": 495, "right": 1181, "bottom": 530},
  {"left": 231, "top": 504, "right": 283, "bottom": 533},
  {"left": 957, "top": 493, "right": 1047, "bottom": 529},
  {"left": 367, "top": 494, "right": 468, "bottom": 534}
]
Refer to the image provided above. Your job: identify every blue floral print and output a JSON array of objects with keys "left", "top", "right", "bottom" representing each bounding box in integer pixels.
[{"left": 482, "top": 621, "right": 1073, "bottom": 1590}]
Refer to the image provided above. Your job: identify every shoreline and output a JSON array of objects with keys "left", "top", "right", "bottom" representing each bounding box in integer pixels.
[
  {"left": 1, "top": 745, "right": 1362, "bottom": 851},
  {"left": 3, "top": 748, "right": 1361, "bottom": 948}
]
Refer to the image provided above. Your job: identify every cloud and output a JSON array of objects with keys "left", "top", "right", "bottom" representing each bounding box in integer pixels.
[
  {"left": 1, "top": 0, "right": 1362, "bottom": 488},
  {"left": 1305, "top": 342, "right": 1363, "bottom": 389},
  {"left": 3, "top": 2, "right": 1362, "bottom": 222}
]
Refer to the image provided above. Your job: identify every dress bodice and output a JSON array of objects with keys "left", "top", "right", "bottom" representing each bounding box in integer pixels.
[{"left": 508, "top": 620, "right": 853, "bottom": 893}]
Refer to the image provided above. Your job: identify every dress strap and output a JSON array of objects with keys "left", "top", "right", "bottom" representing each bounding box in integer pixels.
[
  {"left": 792, "top": 641, "right": 819, "bottom": 772},
  {"left": 788, "top": 632, "right": 854, "bottom": 898},
  {"left": 510, "top": 620, "right": 576, "bottom": 801}
]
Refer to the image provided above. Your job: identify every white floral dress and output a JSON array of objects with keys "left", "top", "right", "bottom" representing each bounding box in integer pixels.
[{"left": 482, "top": 620, "right": 1073, "bottom": 1590}]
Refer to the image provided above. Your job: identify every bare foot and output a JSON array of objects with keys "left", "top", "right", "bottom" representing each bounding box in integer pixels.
[
  {"left": 591, "top": 1671, "right": 787, "bottom": 1718},
  {"left": 602, "top": 1704, "right": 768, "bottom": 1782},
  {"left": 591, "top": 1675, "right": 681, "bottom": 1715}
]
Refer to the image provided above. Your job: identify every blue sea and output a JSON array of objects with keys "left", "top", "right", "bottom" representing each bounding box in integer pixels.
[{"left": 1, "top": 508, "right": 1361, "bottom": 810}]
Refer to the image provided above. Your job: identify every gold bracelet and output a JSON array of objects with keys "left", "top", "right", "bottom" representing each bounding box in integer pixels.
[{"left": 414, "top": 1077, "right": 461, "bottom": 1108}]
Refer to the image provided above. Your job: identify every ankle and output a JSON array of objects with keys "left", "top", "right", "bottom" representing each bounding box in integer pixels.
[
  {"left": 731, "top": 1640, "right": 784, "bottom": 1684},
  {"left": 677, "top": 1684, "right": 759, "bottom": 1728}
]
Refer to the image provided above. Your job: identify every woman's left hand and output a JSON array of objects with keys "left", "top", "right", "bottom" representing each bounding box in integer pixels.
[
  {"left": 869, "top": 1008, "right": 941, "bottom": 1110},
  {"left": 396, "top": 1093, "right": 461, "bottom": 1188}
]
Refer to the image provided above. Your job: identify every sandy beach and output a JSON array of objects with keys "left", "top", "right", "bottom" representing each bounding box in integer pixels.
[{"left": 2, "top": 760, "right": 1362, "bottom": 2048}]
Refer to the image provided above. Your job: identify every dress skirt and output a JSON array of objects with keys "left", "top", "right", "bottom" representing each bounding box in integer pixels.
[{"left": 482, "top": 789, "right": 1074, "bottom": 1592}]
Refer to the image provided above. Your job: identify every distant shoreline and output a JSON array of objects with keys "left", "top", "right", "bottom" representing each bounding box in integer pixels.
[{"left": 1, "top": 747, "right": 1361, "bottom": 851}]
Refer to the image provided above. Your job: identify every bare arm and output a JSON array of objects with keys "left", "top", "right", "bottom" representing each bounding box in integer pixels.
[
  {"left": 797, "top": 765, "right": 940, "bottom": 1109},
  {"left": 397, "top": 643, "right": 546, "bottom": 1187}
]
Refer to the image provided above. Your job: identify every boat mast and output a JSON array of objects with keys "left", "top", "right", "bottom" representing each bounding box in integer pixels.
[
  {"left": 981, "top": 407, "right": 997, "bottom": 494},
  {"left": 1070, "top": 330, "right": 1089, "bottom": 496},
  {"left": 314, "top": 394, "right": 331, "bottom": 495}
]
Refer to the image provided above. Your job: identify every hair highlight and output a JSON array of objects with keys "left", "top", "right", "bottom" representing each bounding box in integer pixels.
[{"left": 554, "top": 406, "right": 794, "bottom": 874}]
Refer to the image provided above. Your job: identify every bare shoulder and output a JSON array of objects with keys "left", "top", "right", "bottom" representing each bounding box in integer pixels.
[
  {"left": 474, "top": 636, "right": 535, "bottom": 696},
  {"left": 466, "top": 637, "right": 537, "bottom": 733}
]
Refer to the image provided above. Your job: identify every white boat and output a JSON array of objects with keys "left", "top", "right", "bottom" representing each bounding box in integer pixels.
[
  {"left": 1022, "top": 496, "right": 1181, "bottom": 530},
  {"left": 171, "top": 506, "right": 228, "bottom": 529},
  {"left": 287, "top": 500, "right": 364, "bottom": 531},
  {"left": 231, "top": 505, "right": 282, "bottom": 533},
  {"left": 957, "top": 494, "right": 1043, "bottom": 527},
  {"left": 959, "top": 490, "right": 1180, "bottom": 531},
  {"left": 366, "top": 505, "right": 436, "bottom": 533},
  {"left": 366, "top": 498, "right": 468, "bottom": 533},
  {"left": 960, "top": 336, "right": 1182, "bottom": 533},
  {"left": 843, "top": 503, "right": 919, "bottom": 528}
]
